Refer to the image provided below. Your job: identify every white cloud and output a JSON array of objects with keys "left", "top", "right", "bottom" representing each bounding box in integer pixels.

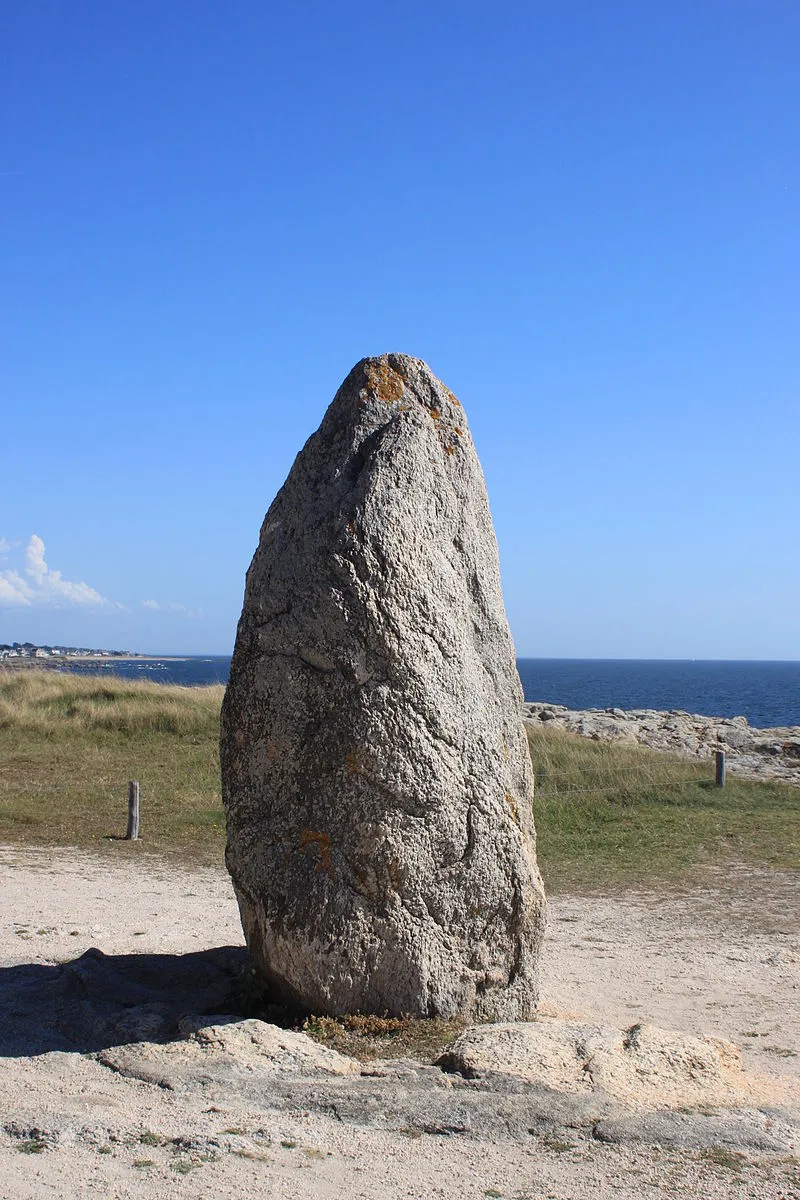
[
  {"left": 168, "top": 602, "right": 203, "bottom": 619},
  {"left": 24, "top": 534, "right": 48, "bottom": 586},
  {"left": 0, "top": 571, "right": 32, "bottom": 606},
  {"left": 0, "top": 534, "right": 118, "bottom": 610},
  {"left": 0, "top": 538, "right": 10, "bottom": 558},
  {"left": 140, "top": 598, "right": 201, "bottom": 619}
]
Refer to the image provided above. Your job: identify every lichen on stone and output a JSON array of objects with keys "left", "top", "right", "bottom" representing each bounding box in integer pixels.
[
  {"left": 299, "top": 829, "right": 333, "bottom": 877},
  {"left": 365, "top": 356, "right": 406, "bottom": 404}
]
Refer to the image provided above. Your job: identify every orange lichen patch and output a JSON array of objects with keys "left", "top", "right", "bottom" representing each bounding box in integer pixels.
[
  {"left": 454, "top": 427, "right": 463, "bottom": 437},
  {"left": 429, "top": 407, "right": 441, "bottom": 422},
  {"left": 265, "top": 735, "right": 289, "bottom": 762},
  {"left": 366, "top": 358, "right": 406, "bottom": 404},
  {"left": 299, "top": 829, "right": 333, "bottom": 876},
  {"left": 386, "top": 857, "right": 402, "bottom": 892},
  {"left": 345, "top": 749, "right": 363, "bottom": 776},
  {"left": 504, "top": 791, "right": 520, "bottom": 826},
  {"left": 444, "top": 444, "right": 456, "bottom": 456},
  {"left": 444, "top": 387, "right": 461, "bottom": 407},
  {"left": 346, "top": 521, "right": 355, "bottom": 535}
]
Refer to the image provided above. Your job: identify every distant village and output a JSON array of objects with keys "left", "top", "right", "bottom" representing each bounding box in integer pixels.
[{"left": 0, "top": 642, "right": 135, "bottom": 661}]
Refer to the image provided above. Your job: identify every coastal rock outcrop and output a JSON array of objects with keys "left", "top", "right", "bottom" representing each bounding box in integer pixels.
[
  {"left": 221, "top": 354, "right": 546, "bottom": 1018},
  {"left": 523, "top": 702, "right": 800, "bottom": 786}
]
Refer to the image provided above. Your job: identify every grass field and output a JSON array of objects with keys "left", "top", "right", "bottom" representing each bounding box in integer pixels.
[
  {"left": 526, "top": 722, "right": 800, "bottom": 889},
  {"left": 0, "top": 670, "right": 226, "bottom": 863},
  {"left": 1, "top": 670, "right": 798, "bottom": 887}
]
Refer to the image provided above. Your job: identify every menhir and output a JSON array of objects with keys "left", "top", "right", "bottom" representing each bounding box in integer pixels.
[{"left": 221, "top": 354, "right": 546, "bottom": 1018}]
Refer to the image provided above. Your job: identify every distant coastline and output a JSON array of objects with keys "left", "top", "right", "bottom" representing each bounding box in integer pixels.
[
  {"left": 2, "top": 653, "right": 798, "bottom": 729},
  {"left": 0, "top": 650, "right": 231, "bottom": 689},
  {"left": 0, "top": 654, "right": 191, "bottom": 669},
  {"left": 0, "top": 643, "right": 195, "bottom": 674}
]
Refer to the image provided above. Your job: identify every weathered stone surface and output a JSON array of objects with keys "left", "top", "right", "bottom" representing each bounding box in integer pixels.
[
  {"left": 96, "top": 1017, "right": 361, "bottom": 1092},
  {"left": 438, "top": 1018, "right": 759, "bottom": 1110},
  {"left": 221, "top": 353, "right": 546, "bottom": 1018}
]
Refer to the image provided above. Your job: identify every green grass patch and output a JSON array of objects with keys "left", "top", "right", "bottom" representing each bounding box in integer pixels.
[
  {"left": 0, "top": 670, "right": 225, "bottom": 865},
  {"left": 527, "top": 724, "right": 800, "bottom": 890},
  {"left": 1, "top": 671, "right": 797, "bottom": 888}
]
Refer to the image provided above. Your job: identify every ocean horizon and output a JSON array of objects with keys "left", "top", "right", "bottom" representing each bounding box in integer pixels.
[{"left": 42, "top": 655, "right": 800, "bottom": 730}]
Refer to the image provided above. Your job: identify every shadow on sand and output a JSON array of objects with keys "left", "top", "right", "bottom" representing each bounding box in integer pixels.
[{"left": 0, "top": 945, "right": 254, "bottom": 1057}]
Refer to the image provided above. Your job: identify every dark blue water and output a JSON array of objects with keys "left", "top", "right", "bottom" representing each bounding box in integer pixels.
[
  {"left": 58, "top": 655, "right": 800, "bottom": 729},
  {"left": 59, "top": 656, "right": 232, "bottom": 687},
  {"left": 517, "top": 659, "right": 800, "bottom": 729}
]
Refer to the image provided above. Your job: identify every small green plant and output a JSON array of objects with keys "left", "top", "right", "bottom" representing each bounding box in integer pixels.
[
  {"left": 138, "top": 1130, "right": 163, "bottom": 1146},
  {"left": 171, "top": 1158, "right": 195, "bottom": 1175},
  {"left": 697, "top": 1146, "right": 747, "bottom": 1173},
  {"left": 15, "top": 1138, "right": 48, "bottom": 1154},
  {"left": 541, "top": 1135, "right": 575, "bottom": 1153}
]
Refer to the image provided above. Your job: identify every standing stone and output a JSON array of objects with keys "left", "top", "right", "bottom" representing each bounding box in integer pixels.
[{"left": 221, "top": 354, "right": 546, "bottom": 1018}]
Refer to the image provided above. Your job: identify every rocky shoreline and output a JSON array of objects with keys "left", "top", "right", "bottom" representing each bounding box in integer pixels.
[{"left": 522, "top": 701, "right": 800, "bottom": 787}]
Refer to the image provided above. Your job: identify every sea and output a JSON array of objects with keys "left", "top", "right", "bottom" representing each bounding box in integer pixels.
[{"left": 56, "top": 656, "right": 800, "bottom": 729}]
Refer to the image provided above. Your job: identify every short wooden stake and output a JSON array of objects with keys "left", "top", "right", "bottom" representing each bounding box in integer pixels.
[
  {"left": 714, "top": 750, "right": 726, "bottom": 789},
  {"left": 126, "top": 780, "right": 140, "bottom": 840}
]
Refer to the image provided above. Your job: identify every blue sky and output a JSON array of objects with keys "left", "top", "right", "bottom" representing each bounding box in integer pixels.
[{"left": 2, "top": 1, "right": 798, "bottom": 657}]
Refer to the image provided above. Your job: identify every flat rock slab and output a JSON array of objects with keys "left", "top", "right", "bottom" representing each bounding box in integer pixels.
[
  {"left": 80, "top": 1015, "right": 798, "bottom": 1154},
  {"left": 438, "top": 1018, "right": 784, "bottom": 1112},
  {"left": 0, "top": 945, "right": 249, "bottom": 1056},
  {"left": 98, "top": 1016, "right": 359, "bottom": 1087}
]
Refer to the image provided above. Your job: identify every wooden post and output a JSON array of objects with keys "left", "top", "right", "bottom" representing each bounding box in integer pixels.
[
  {"left": 126, "top": 780, "right": 140, "bottom": 839},
  {"left": 714, "top": 750, "right": 726, "bottom": 789}
]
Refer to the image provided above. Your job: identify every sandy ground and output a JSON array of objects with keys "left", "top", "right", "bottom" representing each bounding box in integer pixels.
[{"left": 1, "top": 845, "right": 798, "bottom": 1199}]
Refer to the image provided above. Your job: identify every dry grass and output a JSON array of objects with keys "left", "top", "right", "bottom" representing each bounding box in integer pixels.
[
  {"left": 301, "top": 1013, "right": 469, "bottom": 1061},
  {"left": 0, "top": 669, "right": 222, "bottom": 735},
  {"left": 0, "top": 670, "right": 225, "bottom": 864}
]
